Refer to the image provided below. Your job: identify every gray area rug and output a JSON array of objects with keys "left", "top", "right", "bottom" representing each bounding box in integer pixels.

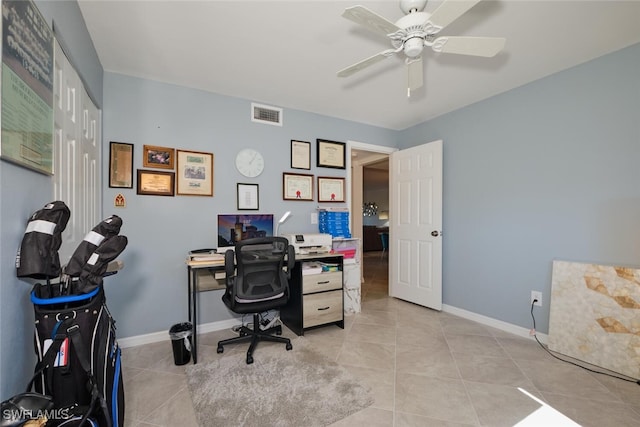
[{"left": 185, "top": 337, "right": 373, "bottom": 426}]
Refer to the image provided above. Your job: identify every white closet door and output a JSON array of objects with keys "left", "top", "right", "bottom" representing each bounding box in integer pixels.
[{"left": 52, "top": 40, "right": 102, "bottom": 263}]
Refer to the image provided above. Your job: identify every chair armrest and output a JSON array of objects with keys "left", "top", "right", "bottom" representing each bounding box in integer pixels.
[
  {"left": 286, "top": 245, "right": 295, "bottom": 279},
  {"left": 225, "top": 250, "right": 235, "bottom": 281}
]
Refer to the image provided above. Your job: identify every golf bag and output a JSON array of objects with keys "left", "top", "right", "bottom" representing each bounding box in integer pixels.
[
  {"left": 30, "top": 279, "right": 124, "bottom": 427},
  {"left": 19, "top": 208, "right": 127, "bottom": 427}
]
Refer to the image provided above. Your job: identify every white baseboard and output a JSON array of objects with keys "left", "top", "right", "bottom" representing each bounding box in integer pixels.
[
  {"left": 118, "top": 318, "right": 240, "bottom": 349},
  {"left": 442, "top": 304, "right": 548, "bottom": 344},
  {"left": 119, "top": 306, "right": 548, "bottom": 349}
]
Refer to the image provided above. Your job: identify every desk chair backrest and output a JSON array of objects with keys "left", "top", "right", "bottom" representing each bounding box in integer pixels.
[{"left": 225, "top": 237, "right": 295, "bottom": 302}]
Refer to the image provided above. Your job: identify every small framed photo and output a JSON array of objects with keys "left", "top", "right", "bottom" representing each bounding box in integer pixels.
[
  {"left": 143, "top": 145, "right": 175, "bottom": 169},
  {"left": 283, "top": 172, "right": 314, "bottom": 201},
  {"left": 109, "top": 142, "right": 134, "bottom": 188},
  {"left": 136, "top": 169, "right": 175, "bottom": 196},
  {"left": 318, "top": 176, "right": 345, "bottom": 202},
  {"left": 177, "top": 150, "right": 214, "bottom": 196},
  {"left": 317, "top": 139, "right": 346, "bottom": 169},
  {"left": 291, "top": 140, "right": 311, "bottom": 170},
  {"left": 237, "top": 183, "right": 259, "bottom": 210}
]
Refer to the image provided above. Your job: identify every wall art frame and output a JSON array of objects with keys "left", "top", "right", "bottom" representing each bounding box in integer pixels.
[
  {"left": 143, "top": 144, "right": 175, "bottom": 169},
  {"left": 136, "top": 169, "right": 175, "bottom": 196},
  {"left": 109, "top": 141, "right": 134, "bottom": 188},
  {"left": 176, "top": 149, "right": 214, "bottom": 196},
  {"left": 237, "top": 183, "right": 259, "bottom": 210},
  {"left": 317, "top": 139, "right": 346, "bottom": 169},
  {"left": 318, "top": 176, "right": 345, "bottom": 202},
  {"left": 291, "top": 139, "right": 311, "bottom": 170},
  {"left": 283, "top": 172, "right": 314, "bottom": 201}
]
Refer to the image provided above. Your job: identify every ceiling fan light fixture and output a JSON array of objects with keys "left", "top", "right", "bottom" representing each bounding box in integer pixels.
[
  {"left": 399, "top": 0, "right": 427, "bottom": 15},
  {"left": 403, "top": 37, "right": 424, "bottom": 58}
]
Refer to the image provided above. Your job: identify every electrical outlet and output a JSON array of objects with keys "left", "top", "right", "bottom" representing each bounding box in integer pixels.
[
  {"left": 310, "top": 212, "right": 318, "bottom": 224},
  {"left": 531, "top": 291, "right": 542, "bottom": 307}
]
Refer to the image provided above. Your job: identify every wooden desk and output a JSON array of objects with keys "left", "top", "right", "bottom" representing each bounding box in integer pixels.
[
  {"left": 186, "top": 258, "right": 225, "bottom": 364},
  {"left": 186, "top": 252, "right": 344, "bottom": 362}
]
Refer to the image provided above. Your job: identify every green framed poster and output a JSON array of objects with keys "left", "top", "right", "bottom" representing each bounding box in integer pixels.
[{"left": 1, "top": 0, "right": 54, "bottom": 175}]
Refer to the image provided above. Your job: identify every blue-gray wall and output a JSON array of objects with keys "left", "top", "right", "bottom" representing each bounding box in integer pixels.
[
  {"left": 399, "top": 42, "right": 640, "bottom": 333},
  {"left": 2, "top": 0, "right": 639, "bottom": 401},
  {"left": 0, "top": 0, "right": 102, "bottom": 401},
  {"left": 101, "top": 73, "right": 396, "bottom": 338}
]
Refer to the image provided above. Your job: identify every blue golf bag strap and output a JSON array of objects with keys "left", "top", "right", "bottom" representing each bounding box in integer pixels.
[{"left": 67, "top": 324, "right": 113, "bottom": 427}]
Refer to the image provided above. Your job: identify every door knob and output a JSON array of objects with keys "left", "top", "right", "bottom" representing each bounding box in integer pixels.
[{"left": 431, "top": 230, "right": 440, "bottom": 237}]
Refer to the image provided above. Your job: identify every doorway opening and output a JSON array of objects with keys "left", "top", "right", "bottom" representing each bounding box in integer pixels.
[{"left": 348, "top": 142, "right": 394, "bottom": 303}]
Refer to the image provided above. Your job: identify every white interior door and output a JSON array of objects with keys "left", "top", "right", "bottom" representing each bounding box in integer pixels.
[
  {"left": 389, "top": 140, "right": 443, "bottom": 310},
  {"left": 52, "top": 40, "right": 102, "bottom": 263}
]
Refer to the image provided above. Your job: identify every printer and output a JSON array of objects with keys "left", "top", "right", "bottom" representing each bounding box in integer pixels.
[{"left": 282, "top": 233, "right": 332, "bottom": 255}]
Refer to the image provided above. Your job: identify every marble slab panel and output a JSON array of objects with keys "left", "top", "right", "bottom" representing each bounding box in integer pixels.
[{"left": 548, "top": 260, "right": 640, "bottom": 379}]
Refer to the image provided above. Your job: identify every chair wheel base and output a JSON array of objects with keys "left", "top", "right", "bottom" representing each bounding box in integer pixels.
[
  {"left": 217, "top": 346, "right": 224, "bottom": 353},
  {"left": 246, "top": 355, "right": 254, "bottom": 364},
  {"left": 286, "top": 342, "right": 292, "bottom": 351}
]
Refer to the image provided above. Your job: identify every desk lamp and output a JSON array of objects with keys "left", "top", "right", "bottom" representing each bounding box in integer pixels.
[{"left": 275, "top": 211, "right": 291, "bottom": 237}]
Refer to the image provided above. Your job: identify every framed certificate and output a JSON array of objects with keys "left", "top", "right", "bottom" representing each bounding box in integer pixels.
[
  {"left": 136, "top": 169, "right": 175, "bottom": 196},
  {"left": 283, "top": 172, "right": 314, "bottom": 201},
  {"left": 317, "top": 139, "right": 346, "bottom": 169},
  {"left": 318, "top": 176, "right": 345, "bottom": 202},
  {"left": 237, "top": 183, "right": 259, "bottom": 210},
  {"left": 177, "top": 150, "right": 214, "bottom": 196},
  {"left": 109, "top": 142, "right": 134, "bottom": 188},
  {"left": 291, "top": 140, "right": 311, "bottom": 170}
]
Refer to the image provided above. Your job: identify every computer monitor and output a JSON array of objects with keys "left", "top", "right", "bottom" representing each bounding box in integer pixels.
[{"left": 217, "top": 214, "right": 274, "bottom": 250}]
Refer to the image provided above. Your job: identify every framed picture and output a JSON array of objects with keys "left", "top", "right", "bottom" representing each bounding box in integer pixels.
[
  {"left": 1, "top": 0, "right": 54, "bottom": 175},
  {"left": 136, "top": 169, "right": 175, "bottom": 196},
  {"left": 318, "top": 176, "right": 345, "bottom": 202},
  {"left": 109, "top": 142, "right": 134, "bottom": 188},
  {"left": 143, "top": 145, "right": 175, "bottom": 169},
  {"left": 317, "top": 139, "right": 346, "bottom": 169},
  {"left": 237, "top": 183, "right": 259, "bottom": 210},
  {"left": 283, "top": 172, "right": 314, "bottom": 201},
  {"left": 176, "top": 150, "right": 214, "bottom": 196},
  {"left": 291, "top": 140, "right": 311, "bottom": 170}
]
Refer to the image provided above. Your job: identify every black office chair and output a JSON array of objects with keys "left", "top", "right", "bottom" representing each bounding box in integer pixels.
[{"left": 216, "top": 237, "right": 295, "bottom": 364}]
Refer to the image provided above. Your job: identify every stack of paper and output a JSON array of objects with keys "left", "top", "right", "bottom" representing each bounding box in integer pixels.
[
  {"left": 302, "top": 262, "right": 323, "bottom": 275},
  {"left": 189, "top": 251, "right": 225, "bottom": 262}
]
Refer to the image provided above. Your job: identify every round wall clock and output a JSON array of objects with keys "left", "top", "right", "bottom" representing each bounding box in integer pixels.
[{"left": 235, "top": 148, "right": 265, "bottom": 178}]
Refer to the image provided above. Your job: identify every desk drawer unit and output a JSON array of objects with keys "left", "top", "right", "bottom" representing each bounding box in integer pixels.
[
  {"left": 303, "top": 271, "right": 342, "bottom": 294},
  {"left": 303, "top": 290, "right": 343, "bottom": 328},
  {"left": 280, "top": 255, "right": 345, "bottom": 336}
]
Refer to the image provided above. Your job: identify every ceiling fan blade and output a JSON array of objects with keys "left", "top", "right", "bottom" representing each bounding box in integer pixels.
[
  {"left": 337, "top": 49, "right": 396, "bottom": 77},
  {"left": 432, "top": 36, "right": 506, "bottom": 57},
  {"left": 407, "top": 57, "right": 423, "bottom": 95},
  {"left": 342, "top": 5, "right": 400, "bottom": 35},
  {"left": 427, "top": 0, "right": 482, "bottom": 32}
]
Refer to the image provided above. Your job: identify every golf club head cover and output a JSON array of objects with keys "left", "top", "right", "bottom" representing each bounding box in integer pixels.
[
  {"left": 16, "top": 201, "right": 71, "bottom": 279},
  {"left": 64, "top": 215, "right": 123, "bottom": 277},
  {"left": 77, "top": 235, "right": 128, "bottom": 293}
]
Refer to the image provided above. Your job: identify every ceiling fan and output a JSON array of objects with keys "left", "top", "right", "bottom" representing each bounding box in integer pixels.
[{"left": 337, "top": 0, "right": 506, "bottom": 96}]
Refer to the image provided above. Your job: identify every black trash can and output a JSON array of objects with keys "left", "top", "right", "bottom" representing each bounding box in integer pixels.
[{"left": 169, "top": 322, "right": 193, "bottom": 365}]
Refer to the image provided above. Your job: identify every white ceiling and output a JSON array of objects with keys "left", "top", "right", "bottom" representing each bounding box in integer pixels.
[{"left": 77, "top": 0, "right": 640, "bottom": 131}]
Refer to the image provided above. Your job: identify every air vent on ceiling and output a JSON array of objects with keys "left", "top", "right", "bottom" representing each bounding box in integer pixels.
[{"left": 251, "top": 103, "right": 283, "bottom": 126}]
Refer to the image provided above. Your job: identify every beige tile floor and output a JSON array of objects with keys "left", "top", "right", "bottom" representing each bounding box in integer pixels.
[{"left": 122, "top": 252, "right": 640, "bottom": 426}]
